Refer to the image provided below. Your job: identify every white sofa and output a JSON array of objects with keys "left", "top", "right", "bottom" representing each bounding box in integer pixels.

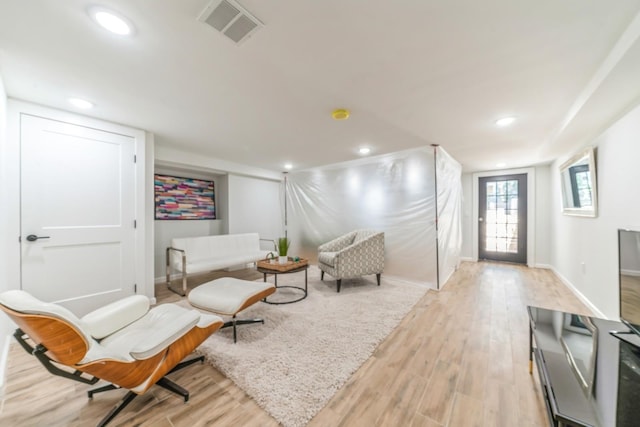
[{"left": 166, "top": 233, "right": 274, "bottom": 295}]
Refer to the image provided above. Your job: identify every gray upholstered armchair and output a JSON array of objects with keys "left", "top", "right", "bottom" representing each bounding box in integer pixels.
[{"left": 317, "top": 229, "right": 385, "bottom": 292}]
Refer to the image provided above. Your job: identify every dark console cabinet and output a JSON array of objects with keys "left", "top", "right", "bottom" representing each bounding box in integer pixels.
[{"left": 528, "top": 306, "right": 640, "bottom": 427}]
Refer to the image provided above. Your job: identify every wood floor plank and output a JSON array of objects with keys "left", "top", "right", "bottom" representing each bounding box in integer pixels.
[
  {"left": 0, "top": 261, "right": 593, "bottom": 427},
  {"left": 513, "top": 356, "right": 549, "bottom": 426},
  {"left": 448, "top": 392, "right": 483, "bottom": 427},
  {"left": 456, "top": 350, "right": 488, "bottom": 400},
  {"left": 411, "top": 413, "right": 443, "bottom": 427},
  {"left": 483, "top": 379, "right": 519, "bottom": 427},
  {"left": 488, "top": 338, "right": 514, "bottom": 385},
  {"left": 417, "top": 359, "right": 460, "bottom": 424},
  {"left": 375, "top": 372, "right": 429, "bottom": 427}
]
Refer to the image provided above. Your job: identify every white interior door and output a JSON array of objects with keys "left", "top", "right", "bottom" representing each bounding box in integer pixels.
[{"left": 21, "top": 114, "right": 137, "bottom": 315}]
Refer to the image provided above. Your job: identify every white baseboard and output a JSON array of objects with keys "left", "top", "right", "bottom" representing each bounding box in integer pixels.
[
  {"left": 155, "top": 275, "right": 171, "bottom": 284},
  {"left": 535, "top": 263, "right": 553, "bottom": 269},
  {"left": 549, "top": 266, "right": 607, "bottom": 319},
  {"left": 621, "top": 269, "right": 640, "bottom": 277},
  {"left": 460, "top": 257, "right": 475, "bottom": 262},
  {"left": 437, "top": 268, "right": 457, "bottom": 291}
]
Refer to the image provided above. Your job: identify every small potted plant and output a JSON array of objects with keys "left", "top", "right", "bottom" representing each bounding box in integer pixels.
[{"left": 278, "top": 237, "right": 290, "bottom": 265}]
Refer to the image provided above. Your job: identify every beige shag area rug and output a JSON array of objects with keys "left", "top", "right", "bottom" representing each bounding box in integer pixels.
[{"left": 189, "top": 266, "right": 428, "bottom": 427}]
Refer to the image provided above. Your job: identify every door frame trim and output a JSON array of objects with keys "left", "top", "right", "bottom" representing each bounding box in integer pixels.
[{"left": 472, "top": 167, "right": 536, "bottom": 267}]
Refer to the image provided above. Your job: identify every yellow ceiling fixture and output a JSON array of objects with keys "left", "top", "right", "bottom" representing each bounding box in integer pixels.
[{"left": 331, "top": 109, "right": 350, "bottom": 120}]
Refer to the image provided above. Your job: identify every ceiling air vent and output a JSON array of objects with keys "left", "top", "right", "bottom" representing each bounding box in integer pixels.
[{"left": 198, "top": 0, "right": 263, "bottom": 44}]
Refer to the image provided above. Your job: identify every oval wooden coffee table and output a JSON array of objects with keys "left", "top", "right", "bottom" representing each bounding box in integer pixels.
[{"left": 257, "top": 259, "right": 308, "bottom": 305}]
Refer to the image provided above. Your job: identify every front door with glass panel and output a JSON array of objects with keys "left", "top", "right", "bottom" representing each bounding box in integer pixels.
[{"left": 478, "top": 174, "right": 527, "bottom": 264}]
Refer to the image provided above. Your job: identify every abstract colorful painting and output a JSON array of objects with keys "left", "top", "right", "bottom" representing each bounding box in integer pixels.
[{"left": 154, "top": 174, "right": 216, "bottom": 220}]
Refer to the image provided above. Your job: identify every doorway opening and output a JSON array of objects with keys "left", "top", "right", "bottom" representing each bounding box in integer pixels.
[{"left": 478, "top": 173, "right": 527, "bottom": 264}]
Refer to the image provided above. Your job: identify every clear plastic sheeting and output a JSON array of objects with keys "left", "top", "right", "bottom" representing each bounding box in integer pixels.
[
  {"left": 435, "top": 147, "right": 462, "bottom": 288},
  {"left": 286, "top": 147, "right": 438, "bottom": 286}
]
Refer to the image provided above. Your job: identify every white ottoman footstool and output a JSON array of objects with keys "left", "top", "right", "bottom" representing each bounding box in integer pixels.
[{"left": 188, "top": 277, "right": 275, "bottom": 343}]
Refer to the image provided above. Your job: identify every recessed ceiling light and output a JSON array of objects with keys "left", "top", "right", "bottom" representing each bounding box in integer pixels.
[
  {"left": 495, "top": 116, "right": 516, "bottom": 127},
  {"left": 89, "top": 7, "right": 133, "bottom": 35},
  {"left": 358, "top": 147, "right": 371, "bottom": 155},
  {"left": 68, "top": 98, "right": 94, "bottom": 109},
  {"left": 284, "top": 163, "right": 293, "bottom": 170},
  {"left": 496, "top": 162, "right": 507, "bottom": 168}
]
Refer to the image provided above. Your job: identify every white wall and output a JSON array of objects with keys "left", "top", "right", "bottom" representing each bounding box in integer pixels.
[
  {"left": 153, "top": 167, "right": 226, "bottom": 279},
  {"left": 535, "top": 165, "right": 551, "bottom": 267},
  {"left": 155, "top": 144, "right": 281, "bottom": 181},
  {"left": 217, "top": 174, "right": 229, "bottom": 234},
  {"left": 228, "top": 174, "right": 283, "bottom": 246},
  {"left": 0, "top": 73, "right": 11, "bottom": 386},
  {"left": 461, "top": 173, "right": 473, "bottom": 259},
  {"left": 550, "top": 102, "right": 640, "bottom": 319},
  {"left": 145, "top": 132, "right": 156, "bottom": 300}
]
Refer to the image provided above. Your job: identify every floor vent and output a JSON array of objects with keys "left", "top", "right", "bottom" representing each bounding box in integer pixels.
[{"left": 198, "top": 0, "right": 263, "bottom": 44}]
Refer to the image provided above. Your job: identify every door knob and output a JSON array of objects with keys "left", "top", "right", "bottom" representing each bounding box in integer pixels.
[
  {"left": 26, "top": 234, "right": 50, "bottom": 242},
  {"left": 478, "top": 217, "right": 484, "bottom": 222}
]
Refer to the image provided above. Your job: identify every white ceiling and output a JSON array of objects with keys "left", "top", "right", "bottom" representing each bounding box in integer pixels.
[{"left": 2, "top": 0, "right": 640, "bottom": 172}]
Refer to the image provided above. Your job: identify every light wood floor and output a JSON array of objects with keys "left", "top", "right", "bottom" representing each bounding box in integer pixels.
[{"left": 0, "top": 262, "right": 592, "bottom": 426}]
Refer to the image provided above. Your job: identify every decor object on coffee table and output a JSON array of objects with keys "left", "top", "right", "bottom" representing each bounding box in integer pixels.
[
  {"left": 317, "top": 229, "right": 384, "bottom": 292},
  {"left": 0, "top": 290, "right": 223, "bottom": 427},
  {"left": 278, "top": 237, "right": 290, "bottom": 264}
]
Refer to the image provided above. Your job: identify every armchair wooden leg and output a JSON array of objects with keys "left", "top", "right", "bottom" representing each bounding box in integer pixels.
[
  {"left": 337, "top": 279, "right": 341, "bottom": 293},
  {"left": 376, "top": 273, "right": 381, "bottom": 286},
  {"left": 321, "top": 271, "right": 324, "bottom": 280}
]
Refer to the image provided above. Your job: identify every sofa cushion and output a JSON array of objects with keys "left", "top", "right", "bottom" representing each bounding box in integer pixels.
[
  {"left": 318, "top": 251, "right": 337, "bottom": 267},
  {"left": 185, "top": 252, "right": 269, "bottom": 274}
]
